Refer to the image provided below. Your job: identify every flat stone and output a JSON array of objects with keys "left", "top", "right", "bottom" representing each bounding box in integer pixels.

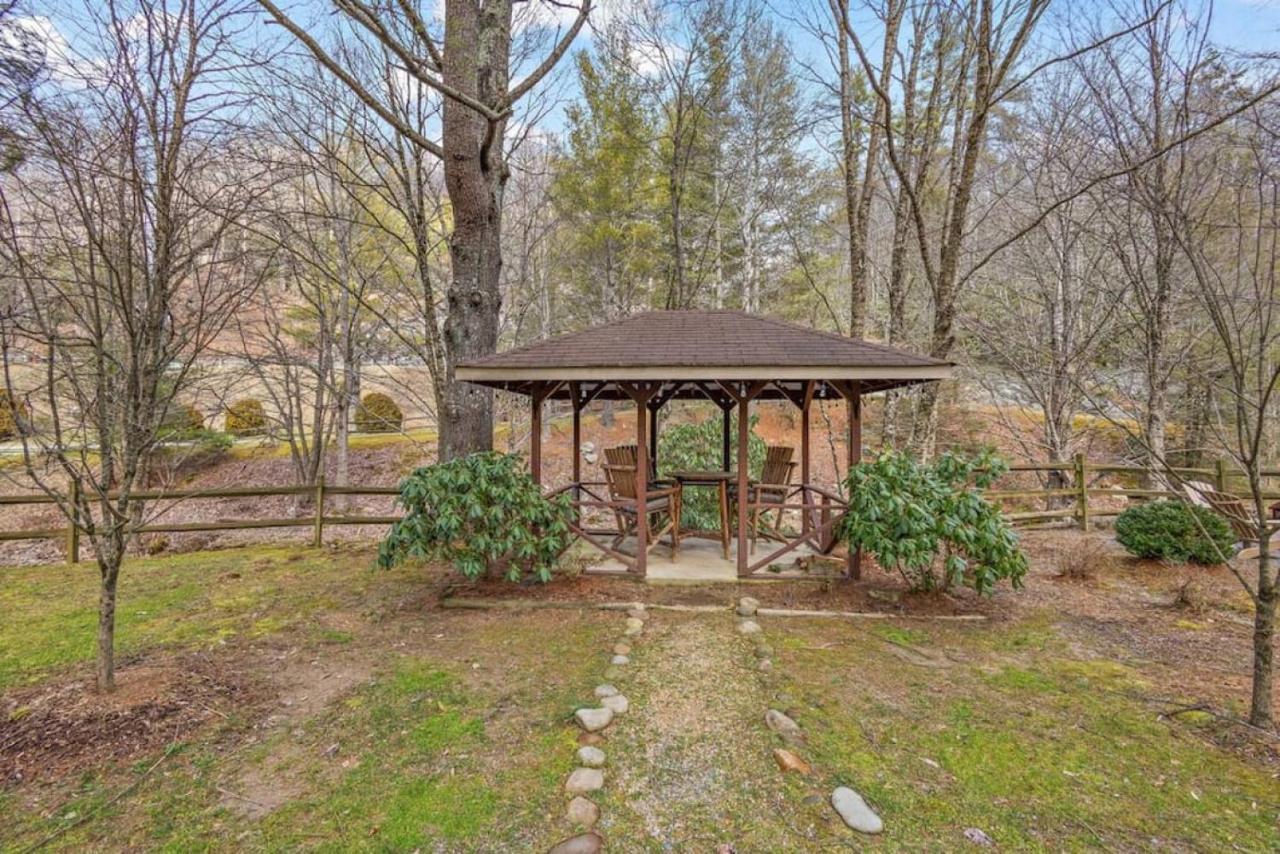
[
  {"left": 754, "top": 642, "right": 773, "bottom": 659},
  {"left": 548, "top": 831, "right": 603, "bottom": 854},
  {"left": 577, "top": 732, "right": 604, "bottom": 746},
  {"left": 736, "top": 596, "right": 760, "bottom": 616},
  {"left": 831, "top": 786, "right": 882, "bottom": 834},
  {"left": 566, "top": 796, "right": 599, "bottom": 828},
  {"left": 600, "top": 694, "right": 629, "bottom": 715},
  {"left": 738, "top": 619, "right": 762, "bottom": 635},
  {"left": 611, "top": 654, "right": 630, "bottom": 665},
  {"left": 624, "top": 617, "right": 644, "bottom": 634},
  {"left": 603, "top": 665, "right": 624, "bottom": 681},
  {"left": 574, "top": 707, "right": 614, "bottom": 732},
  {"left": 565, "top": 767, "right": 604, "bottom": 795},
  {"left": 594, "top": 684, "right": 618, "bottom": 699},
  {"left": 765, "top": 709, "right": 803, "bottom": 743},
  {"left": 773, "top": 748, "right": 812, "bottom": 774},
  {"left": 612, "top": 642, "right": 631, "bottom": 656},
  {"left": 577, "top": 745, "right": 606, "bottom": 767},
  {"left": 964, "top": 828, "right": 994, "bottom": 846}
]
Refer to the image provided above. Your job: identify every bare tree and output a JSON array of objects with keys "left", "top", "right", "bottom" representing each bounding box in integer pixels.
[
  {"left": 1171, "top": 98, "right": 1280, "bottom": 728},
  {"left": 0, "top": 0, "right": 268, "bottom": 691},
  {"left": 257, "top": 0, "right": 591, "bottom": 461}
]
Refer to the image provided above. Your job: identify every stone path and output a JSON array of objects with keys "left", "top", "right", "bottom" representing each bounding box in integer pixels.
[{"left": 549, "top": 599, "right": 884, "bottom": 851}]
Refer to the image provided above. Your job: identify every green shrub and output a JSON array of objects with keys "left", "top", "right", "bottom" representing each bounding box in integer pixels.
[
  {"left": 841, "top": 448, "right": 1028, "bottom": 595},
  {"left": 356, "top": 392, "right": 403, "bottom": 433},
  {"left": 657, "top": 412, "right": 765, "bottom": 531},
  {"left": 378, "top": 452, "right": 573, "bottom": 581},
  {"left": 1114, "top": 500, "right": 1234, "bottom": 565},
  {"left": 0, "top": 391, "right": 29, "bottom": 439},
  {"left": 225, "top": 398, "right": 267, "bottom": 436}
]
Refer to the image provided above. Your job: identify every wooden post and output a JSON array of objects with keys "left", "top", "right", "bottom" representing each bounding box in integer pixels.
[
  {"left": 530, "top": 386, "right": 543, "bottom": 487},
  {"left": 830, "top": 380, "right": 863, "bottom": 580},
  {"left": 801, "top": 382, "right": 814, "bottom": 536},
  {"left": 1215, "top": 457, "right": 1228, "bottom": 493},
  {"left": 67, "top": 478, "right": 80, "bottom": 565},
  {"left": 570, "top": 383, "right": 582, "bottom": 510},
  {"left": 719, "top": 381, "right": 767, "bottom": 577},
  {"left": 634, "top": 392, "right": 650, "bottom": 577},
  {"left": 721, "top": 404, "right": 731, "bottom": 471},
  {"left": 648, "top": 403, "right": 659, "bottom": 476},
  {"left": 312, "top": 474, "right": 325, "bottom": 548},
  {"left": 1074, "top": 452, "right": 1089, "bottom": 532}
]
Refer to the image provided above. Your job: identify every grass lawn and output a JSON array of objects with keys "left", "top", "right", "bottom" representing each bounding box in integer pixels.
[{"left": 2, "top": 542, "right": 1278, "bottom": 851}]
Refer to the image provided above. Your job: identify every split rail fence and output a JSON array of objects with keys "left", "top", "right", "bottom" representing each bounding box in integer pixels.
[{"left": 0, "top": 455, "right": 1269, "bottom": 564}]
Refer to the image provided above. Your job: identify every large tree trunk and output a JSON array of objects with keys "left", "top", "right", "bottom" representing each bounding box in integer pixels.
[{"left": 436, "top": 2, "right": 510, "bottom": 461}]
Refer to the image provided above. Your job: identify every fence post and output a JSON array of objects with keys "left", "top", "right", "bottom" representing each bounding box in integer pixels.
[
  {"left": 312, "top": 474, "right": 325, "bottom": 548},
  {"left": 66, "top": 479, "right": 80, "bottom": 564},
  {"left": 1074, "top": 452, "right": 1089, "bottom": 532},
  {"left": 1214, "top": 457, "right": 1228, "bottom": 493}
]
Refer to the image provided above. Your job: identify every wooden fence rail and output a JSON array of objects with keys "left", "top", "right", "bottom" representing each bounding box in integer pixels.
[{"left": 0, "top": 454, "right": 1273, "bottom": 563}]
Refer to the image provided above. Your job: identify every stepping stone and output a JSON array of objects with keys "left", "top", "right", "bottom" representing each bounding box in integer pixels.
[
  {"left": 831, "top": 786, "right": 882, "bottom": 834},
  {"left": 594, "top": 684, "right": 618, "bottom": 699},
  {"left": 611, "top": 654, "right": 630, "bottom": 665},
  {"left": 565, "top": 767, "right": 604, "bottom": 795},
  {"left": 577, "top": 745, "right": 606, "bottom": 767},
  {"left": 736, "top": 596, "right": 760, "bottom": 617},
  {"left": 548, "top": 831, "right": 603, "bottom": 854},
  {"left": 738, "top": 619, "right": 762, "bottom": 635},
  {"left": 566, "top": 796, "right": 599, "bottom": 828},
  {"left": 964, "top": 828, "right": 994, "bottom": 846},
  {"left": 603, "top": 666, "right": 624, "bottom": 681},
  {"left": 754, "top": 642, "right": 773, "bottom": 659},
  {"left": 623, "top": 617, "right": 644, "bottom": 635},
  {"left": 577, "top": 732, "right": 604, "bottom": 747},
  {"left": 600, "top": 694, "right": 629, "bottom": 715},
  {"left": 574, "top": 707, "right": 614, "bottom": 732},
  {"left": 764, "top": 709, "right": 803, "bottom": 744},
  {"left": 613, "top": 642, "right": 631, "bottom": 656},
  {"left": 772, "top": 748, "right": 812, "bottom": 775}
]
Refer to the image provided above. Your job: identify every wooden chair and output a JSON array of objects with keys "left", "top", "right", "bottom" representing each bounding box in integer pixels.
[
  {"left": 749, "top": 445, "right": 796, "bottom": 552},
  {"left": 603, "top": 444, "right": 672, "bottom": 486},
  {"left": 1200, "top": 488, "right": 1280, "bottom": 560},
  {"left": 601, "top": 458, "right": 681, "bottom": 561}
]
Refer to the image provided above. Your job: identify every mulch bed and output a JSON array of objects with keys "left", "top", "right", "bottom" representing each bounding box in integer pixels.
[{"left": 1, "top": 650, "right": 267, "bottom": 787}]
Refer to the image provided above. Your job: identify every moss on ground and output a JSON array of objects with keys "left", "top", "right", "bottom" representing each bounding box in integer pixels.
[{"left": 775, "top": 615, "right": 1279, "bottom": 850}]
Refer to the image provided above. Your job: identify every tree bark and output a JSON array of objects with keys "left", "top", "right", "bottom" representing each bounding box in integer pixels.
[{"left": 436, "top": 2, "right": 511, "bottom": 461}]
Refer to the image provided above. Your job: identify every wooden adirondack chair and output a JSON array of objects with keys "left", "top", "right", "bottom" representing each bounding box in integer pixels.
[
  {"left": 1200, "top": 488, "right": 1280, "bottom": 561},
  {"left": 749, "top": 445, "right": 796, "bottom": 552},
  {"left": 602, "top": 447, "right": 681, "bottom": 560}
]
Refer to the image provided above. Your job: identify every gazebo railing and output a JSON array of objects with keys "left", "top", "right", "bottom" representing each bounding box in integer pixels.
[
  {"left": 744, "top": 483, "right": 849, "bottom": 576},
  {"left": 547, "top": 480, "right": 851, "bottom": 577}
]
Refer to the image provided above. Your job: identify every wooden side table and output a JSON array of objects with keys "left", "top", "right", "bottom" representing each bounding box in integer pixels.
[{"left": 670, "top": 470, "right": 733, "bottom": 560}]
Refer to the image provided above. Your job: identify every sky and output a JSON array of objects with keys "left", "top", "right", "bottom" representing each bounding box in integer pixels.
[{"left": 15, "top": 0, "right": 1280, "bottom": 140}]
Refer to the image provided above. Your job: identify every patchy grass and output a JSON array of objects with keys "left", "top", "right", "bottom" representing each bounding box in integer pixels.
[
  {"left": 0, "top": 546, "right": 418, "bottom": 692},
  {"left": 3, "top": 542, "right": 1278, "bottom": 851},
  {"left": 773, "top": 615, "right": 1279, "bottom": 850},
  {"left": 2, "top": 546, "right": 615, "bottom": 851}
]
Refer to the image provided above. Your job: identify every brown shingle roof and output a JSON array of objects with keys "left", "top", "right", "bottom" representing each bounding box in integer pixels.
[
  {"left": 456, "top": 311, "right": 950, "bottom": 397},
  {"left": 464, "top": 311, "right": 948, "bottom": 369}
]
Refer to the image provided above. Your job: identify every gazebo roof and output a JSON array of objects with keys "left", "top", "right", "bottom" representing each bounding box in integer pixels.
[{"left": 456, "top": 310, "right": 952, "bottom": 398}]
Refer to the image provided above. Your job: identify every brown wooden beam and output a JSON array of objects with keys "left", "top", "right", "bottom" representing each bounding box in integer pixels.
[
  {"left": 716, "top": 381, "right": 768, "bottom": 577},
  {"left": 800, "top": 380, "right": 815, "bottom": 535},
  {"left": 619, "top": 383, "right": 660, "bottom": 577}
]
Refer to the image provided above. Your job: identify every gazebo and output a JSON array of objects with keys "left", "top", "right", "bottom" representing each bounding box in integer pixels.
[{"left": 456, "top": 310, "right": 951, "bottom": 579}]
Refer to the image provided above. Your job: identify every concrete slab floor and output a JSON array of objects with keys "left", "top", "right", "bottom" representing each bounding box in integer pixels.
[{"left": 585, "top": 535, "right": 827, "bottom": 583}]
